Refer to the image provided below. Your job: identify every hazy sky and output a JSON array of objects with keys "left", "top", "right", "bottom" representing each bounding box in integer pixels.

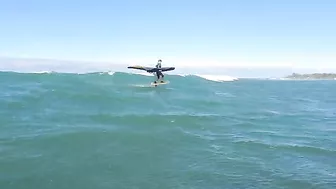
[{"left": 0, "top": 0, "right": 335, "bottom": 72}]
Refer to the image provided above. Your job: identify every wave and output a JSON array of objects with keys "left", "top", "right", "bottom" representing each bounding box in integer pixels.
[
  {"left": 125, "top": 72, "right": 238, "bottom": 82},
  {"left": 168, "top": 73, "right": 238, "bottom": 82},
  {"left": 129, "top": 72, "right": 154, "bottom": 77},
  {"left": 233, "top": 138, "right": 336, "bottom": 155},
  {"left": 0, "top": 70, "right": 239, "bottom": 84},
  {"left": 96, "top": 71, "right": 115, "bottom": 75},
  {"left": 194, "top": 74, "right": 238, "bottom": 82},
  {"left": 32, "top": 71, "right": 54, "bottom": 74}
]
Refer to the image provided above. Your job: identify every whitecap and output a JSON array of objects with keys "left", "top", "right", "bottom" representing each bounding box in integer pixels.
[
  {"left": 107, "top": 71, "right": 115, "bottom": 75},
  {"left": 32, "top": 71, "right": 53, "bottom": 74},
  {"left": 195, "top": 74, "right": 238, "bottom": 82},
  {"left": 126, "top": 71, "right": 154, "bottom": 77}
]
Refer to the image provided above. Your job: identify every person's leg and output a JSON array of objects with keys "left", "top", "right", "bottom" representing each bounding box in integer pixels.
[
  {"left": 160, "top": 73, "right": 164, "bottom": 82},
  {"left": 155, "top": 71, "right": 160, "bottom": 83}
]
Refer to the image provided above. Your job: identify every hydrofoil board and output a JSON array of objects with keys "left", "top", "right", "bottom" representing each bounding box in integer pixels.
[{"left": 150, "top": 80, "right": 170, "bottom": 86}]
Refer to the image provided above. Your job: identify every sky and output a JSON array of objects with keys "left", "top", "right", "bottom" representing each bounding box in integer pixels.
[{"left": 0, "top": 0, "right": 335, "bottom": 76}]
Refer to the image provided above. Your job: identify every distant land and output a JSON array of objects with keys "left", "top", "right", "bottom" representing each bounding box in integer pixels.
[
  {"left": 285, "top": 73, "right": 336, "bottom": 80},
  {"left": 2, "top": 57, "right": 336, "bottom": 78},
  {"left": 0, "top": 56, "right": 296, "bottom": 78}
]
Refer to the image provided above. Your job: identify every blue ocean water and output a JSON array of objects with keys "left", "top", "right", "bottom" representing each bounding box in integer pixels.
[{"left": 0, "top": 71, "right": 335, "bottom": 189}]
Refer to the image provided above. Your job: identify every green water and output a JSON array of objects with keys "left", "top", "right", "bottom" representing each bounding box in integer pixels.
[{"left": 0, "top": 71, "right": 335, "bottom": 189}]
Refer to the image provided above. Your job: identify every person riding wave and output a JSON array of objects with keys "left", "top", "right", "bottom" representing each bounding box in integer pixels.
[{"left": 154, "top": 59, "right": 164, "bottom": 83}]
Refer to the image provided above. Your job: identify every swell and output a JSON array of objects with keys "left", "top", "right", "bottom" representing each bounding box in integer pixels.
[
  {"left": 233, "top": 138, "right": 336, "bottom": 156},
  {"left": 1, "top": 70, "right": 229, "bottom": 110},
  {"left": 0, "top": 70, "right": 238, "bottom": 84},
  {"left": 1, "top": 71, "right": 336, "bottom": 189}
]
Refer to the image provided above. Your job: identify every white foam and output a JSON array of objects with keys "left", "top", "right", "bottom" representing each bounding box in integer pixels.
[
  {"left": 137, "top": 72, "right": 154, "bottom": 76},
  {"left": 97, "top": 71, "right": 114, "bottom": 75},
  {"left": 175, "top": 74, "right": 189, "bottom": 77},
  {"left": 195, "top": 74, "right": 238, "bottom": 82},
  {"left": 107, "top": 71, "right": 115, "bottom": 75},
  {"left": 32, "top": 71, "right": 53, "bottom": 74},
  {"left": 127, "top": 71, "right": 154, "bottom": 77}
]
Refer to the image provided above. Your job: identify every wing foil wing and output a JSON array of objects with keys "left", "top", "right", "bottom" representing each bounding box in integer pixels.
[
  {"left": 127, "top": 66, "right": 153, "bottom": 71},
  {"left": 161, "top": 67, "right": 175, "bottom": 72},
  {"left": 127, "top": 66, "right": 175, "bottom": 72}
]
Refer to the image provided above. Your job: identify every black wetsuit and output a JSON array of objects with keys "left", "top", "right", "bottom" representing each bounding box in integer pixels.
[
  {"left": 156, "top": 70, "right": 164, "bottom": 80},
  {"left": 155, "top": 63, "right": 164, "bottom": 81}
]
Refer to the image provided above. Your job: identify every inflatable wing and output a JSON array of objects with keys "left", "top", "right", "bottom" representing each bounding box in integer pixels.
[
  {"left": 127, "top": 65, "right": 153, "bottom": 71},
  {"left": 128, "top": 65, "right": 175, "bottom": 73},
  {"left": 160, "top": 67, "right": 175, "bottom": 72}
]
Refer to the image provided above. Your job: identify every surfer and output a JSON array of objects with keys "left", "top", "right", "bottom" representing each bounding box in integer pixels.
[
  {"left": 154, "top": 59, "right": 164, "bottom": 83},
  {"left": 127, "top": 60, "right": 175, "bottom": 85}
]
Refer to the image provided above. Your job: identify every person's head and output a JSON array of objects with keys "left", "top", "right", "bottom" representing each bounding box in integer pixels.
[{"left": 158, "top": 59, "right": 162, "bottom": 63}]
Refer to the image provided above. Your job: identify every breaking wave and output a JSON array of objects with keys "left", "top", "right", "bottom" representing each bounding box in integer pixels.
[{"left": 1, "top": 70, "right": 238, "bottom": 83}]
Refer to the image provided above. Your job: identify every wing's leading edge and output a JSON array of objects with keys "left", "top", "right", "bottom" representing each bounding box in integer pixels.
[
  {"left": 127, "top": 66, "right": 151, "bottom": 71},
  {"left": 160, "top": 67, "right": 175, "bottom": 72}
]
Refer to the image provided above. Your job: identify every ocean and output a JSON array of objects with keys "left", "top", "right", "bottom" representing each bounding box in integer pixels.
[{"left": 0, "top": 71, "right": 335, "bottom": 189}]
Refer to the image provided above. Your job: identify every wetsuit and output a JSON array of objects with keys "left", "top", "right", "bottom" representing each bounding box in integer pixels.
[{"left": 155, "top": 62, "right": 164, "bottom": 81}]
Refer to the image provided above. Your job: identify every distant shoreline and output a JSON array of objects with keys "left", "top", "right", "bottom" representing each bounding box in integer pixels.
[{"left": 285, "top": 73, "right": 336, "bottom": 80}]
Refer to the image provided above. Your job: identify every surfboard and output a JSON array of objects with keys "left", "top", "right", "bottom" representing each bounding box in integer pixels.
[{"left": 150, "top": 80, "right": 170, "bottom": 86}]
